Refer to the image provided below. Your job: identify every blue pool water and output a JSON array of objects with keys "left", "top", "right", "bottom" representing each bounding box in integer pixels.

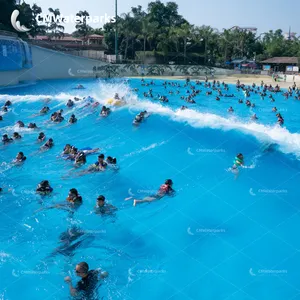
[{"left": 0, "top": 78, "right": 300, "bottom": 300}]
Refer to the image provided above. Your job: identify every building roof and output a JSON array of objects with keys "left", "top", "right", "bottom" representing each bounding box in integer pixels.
[
  {"left": 261, "top": 57, "right": 299, "bottom": 64},
  {"left": 30, "top": 35, "right": 82, "bottom": 42},
  {"left": 87, "top": 34, "right": 104, "bottom": 39}
]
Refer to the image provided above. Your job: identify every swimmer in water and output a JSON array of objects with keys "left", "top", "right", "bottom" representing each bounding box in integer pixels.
[
  {"left": 36, "top": 180, "right": 53, "bottom": 195},
  {"left": 40, "top": 107, "right": 50, "bottom": 114},
  {"left": 232, "top": 153, "right": 244, "bottom": 171},
  {"left": 2, "top": 134, "right": 13, "bottom": 144},
  {"left": 76, "top": 84, "right": 84, "bottom": 89},
  {"left": 13, "top": 132, "right": 22, "bottom": 140},
  {"left": 64, "top": 262, "right": 108, "bottom": 297},
  {"left": 106, "top": 156, "right": 117, "bottom": 165},
  {"left": 87, "top": 154, "right": 107, "bottom": 172},
  {"left": 228, "top": 106, "right": 234, "bottom": 112},
  {"left": 38, "top": 132, "right": 46, "bottom": 142},
  {"left": 133, "top": 179, "right": 175, "bottom": 206},
  {"left": 28, "top": 122, "right": 38, "bottom": 129},
  {"left": 272, "top": 107, "right": 277, "bottom": 112},
  {"left": 95, "top": 195, "right": 117, "bottom": 215},
  {"left": 100, "top": 106, "right": 111, "bottom": 117},
  {"left": 4, "top": 100, "right": 12, "bottom": 106},
  {"left": 41, "top": 138, "right": 54, "bottom": 150},
  {"left": 74, "top": 151, "right": 87, "bottom": 166},
  {"left": 16, "top": 120, "right": 25, "bottom": 128},
  {"left": 14, "top": 152, "right": 26, "bottom": 163},
  {"left": 66, "top": 99, "right": 74, "bottom": 108},
  {"left": 66, "top": 188, "right": 83, "bottom": 207},
  {"left": 0, "top": 116, "right": 3, "bottom": 121},
  {"left": 69, "top": 114, "right": 77, "bottom": 124},
  {"left": 251, "top": 114, "right": 258, "bottom": 120}
]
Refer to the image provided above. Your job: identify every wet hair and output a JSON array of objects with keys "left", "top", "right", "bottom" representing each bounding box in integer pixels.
[
  {"left": 165, "top": 179, "right": 173, "bottom": 185},
  {"left": 98, "top": 154, "right": 105, "bottom": 159},
  {"left": 69, "top": 188, "right": 78, "bottom": 196},
  {"left": 3, "top": 134, "right": 8, "bottom": 138},
  {"left": 18, "top": 152, "right": 24, "bottom": 156},
  {"left": 97, "top": 195, "right": 105, "bottom": 202},
  {"left": 0, "top": 116, "right": 3, "bottom": 120},
  {"left": 40, "top": 180, "right": 49, "bottom": 187},
  {"left": 77, "top": 262, "right": 89, "bottom": 273},
  {"left": 49, "top": 138, "right": 53, "bottom": 142}
]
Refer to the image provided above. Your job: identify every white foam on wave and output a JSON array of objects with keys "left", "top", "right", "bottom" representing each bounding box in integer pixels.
[
  {"left": 123, "top": 99, "right": 300, "bottom": 158},
  {"left": 1, "top": 81, "right": 299, "bottom": 158},
  {"left": 125, "top": 141, "right": 166, "bottom": 157}
]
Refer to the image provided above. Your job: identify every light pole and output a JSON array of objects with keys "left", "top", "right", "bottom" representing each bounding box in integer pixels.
[{"left": 115, "top": 0, "right": 118, "bottom": 63}]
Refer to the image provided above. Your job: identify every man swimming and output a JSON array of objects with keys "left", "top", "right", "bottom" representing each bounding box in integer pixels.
[
  {"left": 36, "top": 180, "right": 53, "bottom": 195},
  {"left": 37, "top": 132, "right": 46, "bottom": 142},
  {"left": 64, "top": 262, "right": 108, "bottom": 297},
  {"left": 2, "top": 134, "right": 13, "bottom": 144},
  {"left": 12, "top": 132, "right": 22, "bottom": 139},
  {"left": 95, "top": 195, "right": 117, "bottom": 215},
  {"left": 40, "top": 106, "right": 50, "bottom": 114},
  {"left": 41, "top": 138, "right": 54, "bottom": 150},
  {"left": 14, "top": 152, "right": 26, "bottom": 163},
  {"left": 133, "top": 179, "right": 175, "bottom": 206},
  {"left": 87, "top": 154, "right": 107, "bottom": 172},
  {"left": 100, "top": 106, "right": 111, "bottom": 117},
  {"left": 69, "top": 114, "right": 77, "bottom": 124}
]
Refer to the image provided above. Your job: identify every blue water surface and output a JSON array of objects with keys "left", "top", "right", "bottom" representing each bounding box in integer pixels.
[{"left": 0, "top": 78, "right": 300, "bottom": 300}]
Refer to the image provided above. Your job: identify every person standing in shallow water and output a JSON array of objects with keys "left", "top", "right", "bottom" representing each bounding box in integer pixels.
[{"left": 64, "top": 262, "right": 108, "bottom": 297}]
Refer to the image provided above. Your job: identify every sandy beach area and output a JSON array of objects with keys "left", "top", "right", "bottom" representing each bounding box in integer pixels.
[{"left": 131, "top": 74, "right": 300, "bottom": 88}]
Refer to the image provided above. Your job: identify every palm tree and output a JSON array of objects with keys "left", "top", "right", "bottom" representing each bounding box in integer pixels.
[
  {"left": 48, "top": 8, "right": 64, "bottom": 39},
  {"left": 177, "top": 23, "right": 193, "bottom": 64},
  {"left": 75, "top": 10, "right": 92, "bottom": 42},
  {"left": 138, "top": 17, "right": 157, "bottom": 63},
  {"left": 195, "top": 25, "right": 215, "bottom": 64}
]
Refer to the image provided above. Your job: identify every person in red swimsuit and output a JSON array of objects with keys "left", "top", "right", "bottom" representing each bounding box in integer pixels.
[{"left": 133, "top": 179, "right": 174, "bottom": 206}]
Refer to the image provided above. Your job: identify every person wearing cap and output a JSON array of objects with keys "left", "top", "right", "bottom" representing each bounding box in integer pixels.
[
  {"left": 64, "top": 261, "right": 108, "bottom": 297},
  {"left": 133, "top": 179, "right": 175, "bottom": 206},
  {"left": 95, "top": 195, "right": 117, "bottom": 215}
]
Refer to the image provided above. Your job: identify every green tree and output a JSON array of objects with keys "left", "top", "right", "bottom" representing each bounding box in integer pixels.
[
  {"left": 47, "top": 8, "right": 64, "bottom": 39},
  {"left": 75, "top": 10, "right": 92, "bottom": 41}
]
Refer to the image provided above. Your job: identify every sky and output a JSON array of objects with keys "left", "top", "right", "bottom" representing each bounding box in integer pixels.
[{"left": 25, "top": 0, "right": 300, "bottom": 35}]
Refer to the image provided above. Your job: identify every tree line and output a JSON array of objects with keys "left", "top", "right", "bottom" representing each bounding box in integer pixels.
[{"left": 1, "top": 0, "right": 300, "bottom": 65}]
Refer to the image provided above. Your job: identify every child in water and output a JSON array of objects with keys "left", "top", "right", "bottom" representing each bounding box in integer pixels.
[{"left": 231, "top": 153, "right": 244, "bottom": 178}]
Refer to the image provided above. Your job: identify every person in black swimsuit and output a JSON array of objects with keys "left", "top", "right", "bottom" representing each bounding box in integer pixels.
[{"left": 64, "top": 262, "right": 108, "bottom": 297}]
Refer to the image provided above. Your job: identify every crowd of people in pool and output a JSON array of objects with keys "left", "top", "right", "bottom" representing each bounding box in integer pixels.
[{"left": 0, "top": 76, "right": 299, "bottom": 297}]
